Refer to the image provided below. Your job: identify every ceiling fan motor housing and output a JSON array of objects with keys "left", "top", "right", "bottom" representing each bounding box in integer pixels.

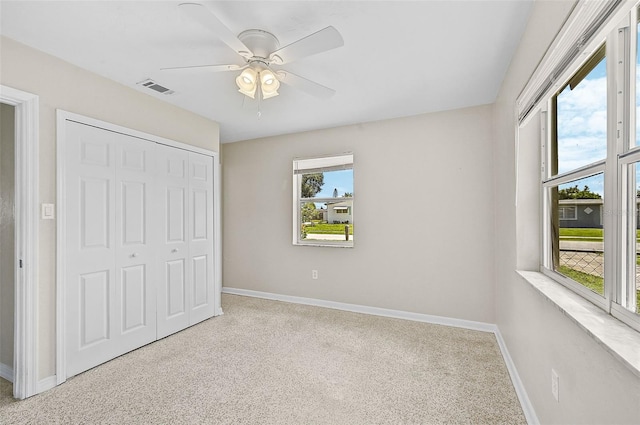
[{"left": 238, "top": 29, "right": 280, "bottom": 61}]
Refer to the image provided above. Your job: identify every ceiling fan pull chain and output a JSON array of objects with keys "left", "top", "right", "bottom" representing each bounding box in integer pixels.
[{"left": 257, "top": 87, "right": 262, "bottom": 120}]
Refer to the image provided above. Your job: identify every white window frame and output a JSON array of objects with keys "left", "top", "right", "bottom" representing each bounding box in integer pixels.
[
  {"left": 292, "top": 153, "right": 354, "bottom": 248},
  {"left": 526, "top": 1, "right": 640, "bottom": 333}
]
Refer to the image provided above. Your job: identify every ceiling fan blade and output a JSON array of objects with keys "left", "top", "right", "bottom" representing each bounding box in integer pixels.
[
  {"left": 179, "top": 3, "right": 252, "bottom": 58},
  {"left": 160, "top": 64, "right": 244, "bottom": 73},
  {"left": 269, "top": 26, "right": 344, "bottom": 65},
  {"left": 276, "top": 70, "right": 336, "bottom": 99}
]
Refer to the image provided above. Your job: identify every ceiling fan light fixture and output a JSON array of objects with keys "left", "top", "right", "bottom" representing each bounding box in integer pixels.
[
  {"left": 261, "top": 69, "right": 276, "bottom": 86},
  {"left": 236, "top": 68, "right": 257, "bottom": 98},
  {"left": 260, "top": 69, "right": 280, "bottom": 99},
  {"left": 261, "top": 89, "right": 280, "bottom": 99},
  {"left": 237, "top": 85, "right": 256, "bottom": 99}
]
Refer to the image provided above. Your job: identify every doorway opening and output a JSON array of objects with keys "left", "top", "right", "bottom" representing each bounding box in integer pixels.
[
  {"left": 0, "top": 85, "right": 39, "bottom": 399},
  {"left": 0, "top": 103, "right": 16, "bottom": 388}
]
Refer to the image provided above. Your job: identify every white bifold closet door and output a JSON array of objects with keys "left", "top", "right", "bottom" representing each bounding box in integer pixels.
[
  {"left": 156, "top": 145, "right": 214, "bottom": 339},
  {"left": 65, "top": 123, "right": 158, "bottom": 377},
  {"left": 64, "top": 121, "right": 215, "bottom": 378}
]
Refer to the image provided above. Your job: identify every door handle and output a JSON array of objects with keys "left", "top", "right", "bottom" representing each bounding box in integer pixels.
[
  {"left": 131, "top": 253, "right": 138, "bottom": 258},
  {"left": 171, "top": 248, "right": 178, "bottom": 253}
]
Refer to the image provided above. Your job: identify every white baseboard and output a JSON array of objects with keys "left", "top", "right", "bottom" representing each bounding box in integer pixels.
[
  {"left": 223, "top": 287, "right": 497, "bottom": 333},
  {"left": 494, "top": 330, "right": 539, "bottom": 425},
  {"left": 0, "top": 362, "right": 13, "bottom": 382},
  {"left": 37, "top": 375, "right": 57, "bottom": 394},
  {"left": 222, "top": 286, "right": 538, "bottom": 425}
]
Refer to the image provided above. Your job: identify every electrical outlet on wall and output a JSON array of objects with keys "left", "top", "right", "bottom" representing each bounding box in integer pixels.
[
  {"left": 551, "top": 369, "right": 559, "bottom": 402},
  {"left": 312, "top": 270, "right": 318, "bottom": 280}
]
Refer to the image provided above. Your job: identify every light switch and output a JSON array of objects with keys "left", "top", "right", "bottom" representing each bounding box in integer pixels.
[{"left": 41, "top": 203, "right": 55, "bottom": 219}]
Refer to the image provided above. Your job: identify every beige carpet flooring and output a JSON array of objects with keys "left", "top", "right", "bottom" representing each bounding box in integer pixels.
[{"left": 0, "top": 294, "right": 525, "bottom": 424}]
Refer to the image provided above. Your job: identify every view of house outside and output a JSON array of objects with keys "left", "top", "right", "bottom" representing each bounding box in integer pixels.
[
  {"left": 299, "top": 169, "right": 353, "bottom": 243},
  {"left": 554, "top": 178, "right": 605, "bottom": 297}
]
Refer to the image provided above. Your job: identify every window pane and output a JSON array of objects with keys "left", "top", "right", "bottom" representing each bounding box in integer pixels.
[
  {"left": 629, "top": 163, "right": 640, "bottom": 314},
  {"left": 551, "top": 174, "right": 605, "bottom": 296},
  {"left": 300, "top": 169, "right": 353, "bottom": 199},
  {"left": 553, "top": 47, "right": 607, "bottom": 175},
  {"left": 636, "top": 18, "right": 640, "bottom": 147},
  {"left": 300, "top": 202, "right": 353, "bottom": 243},
  {"left": 299, "top": 168, "right": 354, "bottom": 238}
]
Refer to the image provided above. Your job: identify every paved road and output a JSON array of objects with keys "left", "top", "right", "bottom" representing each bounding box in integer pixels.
[
  {"left": 560, "top": 240, "right": 603, "bottom": 252},
  {"left": 560, "top": 240, "right": 640, "bottom": 252}
]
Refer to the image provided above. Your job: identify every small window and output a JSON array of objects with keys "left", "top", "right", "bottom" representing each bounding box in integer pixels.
[
  {"left": 558, "top": 205, "right": 578, "bottom": 220},
  {"left": 293, "top": 154, "right": 353, "bottom": 247}
]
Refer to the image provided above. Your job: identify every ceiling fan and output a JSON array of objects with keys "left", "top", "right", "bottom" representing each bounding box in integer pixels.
[{"left": 162, "top": 2, "right": 344, "bottom": 100}]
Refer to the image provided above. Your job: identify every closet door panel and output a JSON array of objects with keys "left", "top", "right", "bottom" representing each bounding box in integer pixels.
[
  {"left": 120, "top": 265, "right": 146, "bottom": 331},
  {"left": 114, "top": 134, "right": 157, "bottom": 350},
  {"left": 65, "top": 123, "right": 158, "bottom": 378},
  {"left": 166, "top": 259, "right": 186, "bottom": 316},
  {"left": 79, "top": 270, "right": 110, "bottom": 346},
  {"left": 65, "top": 122, "right": 118, "bottom": 377},
  {"left": 188, "top": 152, "right": 215, "bottom": 324},
  {"left": 157, "top": 145, "right": 190, "bottom": 338}
]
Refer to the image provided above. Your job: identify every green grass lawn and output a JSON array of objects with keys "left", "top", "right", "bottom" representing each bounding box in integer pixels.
[
  {"left": 559, "top": 228, "right": 640, "bottom": 242},
  {"left": 559, "top": 228, "right": 603, "bottom": 241},
  {"left": 558, "top": 265, "right": 640, "bottom": 307},
  {"left": 305, "top": 222, "right": 353, "bottom": 235},
  {"left": 558, "top": 265, "right": 604, "bottom": 295}
]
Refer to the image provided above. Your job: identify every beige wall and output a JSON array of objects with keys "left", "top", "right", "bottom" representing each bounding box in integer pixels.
[
  {"left": 0, "top": 103, "right": 15, "bottom": 370},
  {"left": 222, "top": 104, "right": 496, "bottom": 323},
  {"left": 0, "top": 36, "right": 220, "bottom": 380},
  {"left": 4, "top": 4, "right": 639, "bottom": 419},
  {"left": 493, "top": 1, "right": 640, "bottom": 423}
]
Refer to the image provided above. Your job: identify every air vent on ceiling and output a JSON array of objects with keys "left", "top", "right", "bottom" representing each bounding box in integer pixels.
[{"left": 137, "top": 78, "right": 175, "bottom": 95}]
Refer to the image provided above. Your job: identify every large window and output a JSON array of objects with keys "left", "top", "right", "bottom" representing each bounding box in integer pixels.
[
  {"left": 539, "top": 4, "right": 640, "bottom": 331},
  {"left": 293, "top": 154, "right": 354, "bottom": 247}
]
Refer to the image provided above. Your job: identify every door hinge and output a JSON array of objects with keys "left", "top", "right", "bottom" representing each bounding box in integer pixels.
[{"left": 19, "top": 259, "right": 23, "bottom": 268}]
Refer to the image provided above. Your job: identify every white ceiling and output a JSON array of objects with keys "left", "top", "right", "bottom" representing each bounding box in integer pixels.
[{"left": 0, "top": 1, "right": 533, "bottom": 143}]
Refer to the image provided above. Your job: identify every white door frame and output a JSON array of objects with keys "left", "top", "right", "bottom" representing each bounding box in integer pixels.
[
  {"left": 56, "top": 110, "right": 222, "bottom": 385},
  {"left": 0, "top": 85, "right": 40, "bottom": 399}
]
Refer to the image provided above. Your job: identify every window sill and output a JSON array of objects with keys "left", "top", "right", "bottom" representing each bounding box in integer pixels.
[
  {"left": 517, "top": 270, "right": 640, "bottom": 378},
  {"left": 295, "top": 242, "right": 354, "bottom": 248}
]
